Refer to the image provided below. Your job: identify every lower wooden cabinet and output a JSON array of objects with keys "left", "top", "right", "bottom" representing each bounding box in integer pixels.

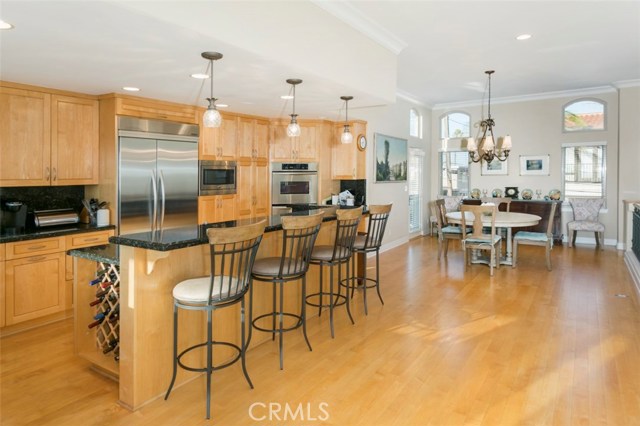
[
  {"left": 198, "top": 195, "right": 237, "bottom": 224},
  {"left": 237, "top": 160, "right": 269, "bottom": 220}
]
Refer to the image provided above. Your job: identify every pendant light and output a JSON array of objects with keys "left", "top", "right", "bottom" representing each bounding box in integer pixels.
[
  {"left": 340, "top": 96, "right": 353, "bottom": 144},
  {"left": 286, "top": 79, "right": 302, "bottom": 137},
  {"left": 201, "top": 51, "right": 223, "bottom": 128}
]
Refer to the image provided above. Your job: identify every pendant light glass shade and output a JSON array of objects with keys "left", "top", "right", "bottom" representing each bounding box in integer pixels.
[
  {"left": 340, "top": 96, "right": 353, "bottom": 144},
  {"left": 286, "top": 79, "right": 302, "bottom": 137},
  {"left": 201, "top": 52, "right": 223, "bottom": 128}
]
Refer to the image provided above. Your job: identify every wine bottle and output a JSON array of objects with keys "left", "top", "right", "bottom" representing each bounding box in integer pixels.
[
  {"left": 102, "top": 339, "right": 118, "bottom": 354},
  {"left": 94, "top": 307, "right": 111, "bottom": 321},
  {"left": 89, "top": 276, "right": 104, "bottom": 286},
  {"left": 87, "top": 317, "right": 105, "bottom": 329},
  {"left": 89, "top": 296, "right": 104, "bottom": 307}
]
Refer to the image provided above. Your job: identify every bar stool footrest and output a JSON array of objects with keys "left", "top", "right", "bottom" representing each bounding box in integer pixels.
[
  {"left": 252, "top": 312, "right": 303, "bottom": 333},
  {"left": 340, "top": 276, "right": 379, "bottom": 290},
  {"left": 176, "top": 341, "right": 243, "bottom": 373},
  {"left": 305, "top": 291, "right": 348, "bottom": 308}
]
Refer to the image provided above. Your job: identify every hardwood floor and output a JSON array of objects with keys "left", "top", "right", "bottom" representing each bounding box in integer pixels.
[{"left": 2, "top": 237, "right": 639, "bottom": 425}]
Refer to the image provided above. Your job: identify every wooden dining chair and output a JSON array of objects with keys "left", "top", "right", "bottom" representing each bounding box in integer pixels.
[
  {"left": 460, "top": 204, "right": 502, "bottom": 276},
  {"left": 431, "top": 199, "right": 464, "bottom": 259},
  {"left": 480, "top": 197, "right": 512, "bottom": 211},
  {"left": 512, "top": 202, "right": 557, "bottom": 270}
]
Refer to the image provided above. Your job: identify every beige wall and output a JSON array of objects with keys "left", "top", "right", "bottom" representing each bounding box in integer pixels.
[
  {"left": 617, "top": 86, "right": 640, "bottom": 247},
  {"left": 431, "top": 90, "right": 623, "bottom": 245}
]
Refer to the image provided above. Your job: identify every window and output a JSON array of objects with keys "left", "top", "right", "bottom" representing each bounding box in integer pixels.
[
  {"left": 440, "top": 151, "right": 469, "bottom": 196},
  {"left": 409, "top": 108, "right": 422, "bottom": 138},
  {"left": 562, "top": 143, "right": 606, "bottom": 198},
  {"left": 408, "top": 149, "right": 425, "bottom": 234},
  {"left": 440, "top": 112, "right": 470, "bottom": 139},
  {"left": 563, "top": 99, "right": 606, "bottom": 132}
]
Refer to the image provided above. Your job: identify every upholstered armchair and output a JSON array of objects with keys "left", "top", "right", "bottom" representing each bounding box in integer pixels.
[{"left": 567, "top": 198, "right": 605, "bottom": 250}]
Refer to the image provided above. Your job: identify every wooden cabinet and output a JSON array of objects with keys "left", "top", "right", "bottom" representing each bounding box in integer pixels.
[
  {"left": 0, "top": 83, "right": 99, "bottom": 187},
  {"left": 270, "top": 121, "right": 318, "bottom": 162},
  {"left": 237, "top": 160, "right": 269, "bottom": 220},
  {"left": 0, "top": 244, "right": 5, "bottom": 328},
  {"left": 198, "top": 195, "right": 237, "bottom": 224},
  {"left": 115, "top": 95, "right": 198, "bottom": 124},
  {"left": 332, "top": 120, "right": 366, "bottom": 179},
  {"left": 238, "top": 117, "right": 269, "bottom": 161},
  {"left": 199, "top": 113, "right": 237, "bottom": 160},
  {"left": 5, "top": 237, "right": 66, "bottom": 325}
]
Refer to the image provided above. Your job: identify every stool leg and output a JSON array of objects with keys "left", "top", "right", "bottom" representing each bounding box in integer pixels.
[
  {"left": 240, "top": 297, "right": 253, "bottom": 389},
  {"left": 301, "top": 276, "right": 312, "bottom": 352},
  {"left": 271, "top": 282, "right": 277, "bottom": 341},
  {"left": 350, "top": 255, "right": 357, "bottom": 300},
  {"left": 375, "top": 250, "right": 384, "bottom": 305},
  {"left": 246, "top": 283, "right": 254, "bottom": 352},
  {"left": 318, "top": 263, "right": 324, "bottom": 317},
  {"left": 329, "top": 264, "right": 335, "bottom": 338},
  {"left": 278, "top": 281, "right": 284, "bottom": 370},
  {"left": 343, "top": 259, "right": 354, "bottom": 325},
  {"left": 206, "top": 309, "right": 213, "bottom": 419},
  {"left": 362, "top": 253, "right": 368, "bottom": 315},
  {"left": 164, "top": 302, "right": 178, "bottom": 400}
]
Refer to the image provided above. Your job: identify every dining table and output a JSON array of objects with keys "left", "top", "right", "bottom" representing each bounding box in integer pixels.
[{"left": 446, "top": 211, "right": 541, "bottom": 266}]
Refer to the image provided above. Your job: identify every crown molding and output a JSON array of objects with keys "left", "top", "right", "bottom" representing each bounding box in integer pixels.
[
  {"left": 613, "top": 79, "right": 640, "bottom": 89},
  {"left": 396, "top": 89, "right": 431, "bottom": 108},
  {"left": 311, "top": 0, "right": 408, "bottom": 55},
  {"left": 432, "top": 85, "right": 618, "bottom": 110}
]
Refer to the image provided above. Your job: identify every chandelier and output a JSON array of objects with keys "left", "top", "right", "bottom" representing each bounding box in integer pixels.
[{"left": 468, "top": 70, "right": 512, "bottom": 163}]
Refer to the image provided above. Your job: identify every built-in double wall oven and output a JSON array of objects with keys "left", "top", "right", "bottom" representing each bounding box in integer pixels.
[
  {"left": 271, "top": 162, "right": 318, "bottom": 215},
  {"left": 199, "top": 160, "right": 237, "bottom": 195}
]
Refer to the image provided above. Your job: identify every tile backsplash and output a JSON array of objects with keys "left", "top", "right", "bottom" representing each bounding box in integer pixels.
[{"left": 0, "top": 186, "right": 85, "bottom": 212}]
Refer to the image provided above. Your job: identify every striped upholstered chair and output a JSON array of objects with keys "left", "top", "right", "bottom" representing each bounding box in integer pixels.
[{"left": 567, "top": 198, "right": 605, "bottom": 250}]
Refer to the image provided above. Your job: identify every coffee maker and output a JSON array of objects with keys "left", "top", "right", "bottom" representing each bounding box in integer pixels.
[{"left": 0, "top": 199, "right": 28, "bottom": 235}]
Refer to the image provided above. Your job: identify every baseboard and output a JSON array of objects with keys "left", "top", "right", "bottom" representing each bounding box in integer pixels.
[
  {"left": 562, "top": 236, "right": 618, "bottom": 247},
  {"left": 378, "top": 235, "right": 410, "bottom": 255},
  {"left": 624, "top": 251, "right": 640, "bottom": 298}
]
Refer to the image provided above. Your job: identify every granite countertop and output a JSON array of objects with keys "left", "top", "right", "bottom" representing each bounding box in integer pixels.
[
  {"left": 109, "top": 205, "right": 366, "bottom": 252},
  {"left": 67, "top": 243, "right": 120, "bottom": 265},
  {"left": 0, "top": 224, "right": 117, "bottom": 244}
]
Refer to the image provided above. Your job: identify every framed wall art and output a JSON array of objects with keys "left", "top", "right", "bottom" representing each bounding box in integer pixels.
[
  {"left": 520, "top": 154, "right": 550, "bottom": 176},
  {"left": 481, "top": 158, "right": 508, "bottom": 175},
  {"left": 375, "top": 133, "right": 407, "bottom": 182}
]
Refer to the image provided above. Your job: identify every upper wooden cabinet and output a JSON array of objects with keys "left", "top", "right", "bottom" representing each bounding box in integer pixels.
[
  {"left": 238, "top": 117, "right": 269, "bottom": 162},
  {"left": 115, "top": 95, "right": 198, "bottom": 124},
  {"left": 332, "top": 120, "right": 366, "bottom": 179},
  {"left": 270, "top": 120, "right": 319, "bottom": 162},
  {"left": 236, "top": 159, "right": 269, "bottom": 220},
  {"left": 0, "top": 83, "right": 99, "bottom": 187},
  {"left": 199, "top": 113, "right": 237, "bottom": 160}
]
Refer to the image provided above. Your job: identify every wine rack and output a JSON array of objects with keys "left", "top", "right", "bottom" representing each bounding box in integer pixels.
[{"left": 88, "top": 262, "right": 120, "bottom": 362}]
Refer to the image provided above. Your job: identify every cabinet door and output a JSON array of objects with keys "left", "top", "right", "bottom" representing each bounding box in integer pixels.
[
  {"left": 216, "top": 194, "right": 237, "bottom": 222},
  {"left": 218, "top": 115, "right": 238, "bottom": 160},
  {"left": 0, "top": 255, "right": 5, "bottom": 328},
  {"left": 253, "top": 161, "right": 270, "bottom": 217},
  {"left": 332, "top": 122, "right": 365, "bottom": 179},
  {"left": 198, "top": 196, "right": 218, "bottom": 224},
  {"left": 270, "top": 124, "right": 293, "bottom": 161},
  {"left": 51, "top": 95, "right": 99, "bottom": 185},
  {"left": 236, "top": 161, "right": 253, "bottom": 219},
  {"left": 0, "top": 87, "right": 51, "bottom": 186},
  {"left": 237, "top": 118, "right": 255, "bottom": 161},
  {"left": 297, "top": 124, "right": 318, "bottom": 161},
  {"left": 5, "top": 252, "right": 65, "bottom": 325},
  {"left": 254, "top": 120, "right": 270, "bottom": 161}
]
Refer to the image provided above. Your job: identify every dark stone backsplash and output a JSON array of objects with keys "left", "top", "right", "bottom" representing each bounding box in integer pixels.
[{"left": 0, "top": 186, "right": 85, "bottom": 212}]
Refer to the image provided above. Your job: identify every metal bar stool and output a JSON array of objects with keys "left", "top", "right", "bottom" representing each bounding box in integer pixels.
[
  {"left": 249, "top": 212, "right": 323, "bottom": 370},
  {"left": 344, "top": 204, "right": 392, "bottom": 315},
  {"left": 164, "top": 219, "right": 266, "bottom": 420},
  {"left": 307, "top": 207, "right": 362, "bottom": 338}
]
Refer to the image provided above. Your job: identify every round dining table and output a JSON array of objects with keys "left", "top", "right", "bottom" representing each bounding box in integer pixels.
[{"left": 446, "top": 211, "right": 541, "bottom": 265}]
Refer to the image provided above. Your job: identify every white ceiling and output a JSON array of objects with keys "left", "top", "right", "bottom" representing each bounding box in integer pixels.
[{"left": 1, "top": 1, "right": 639, "bottom": 119}]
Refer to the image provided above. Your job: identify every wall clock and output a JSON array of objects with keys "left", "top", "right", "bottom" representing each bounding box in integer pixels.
[
  {"left": 357, "top": 134, "right": 368, "bottom": 151},
  {"left": 505, "top": 187, "right": 519, "bottom": 199}
]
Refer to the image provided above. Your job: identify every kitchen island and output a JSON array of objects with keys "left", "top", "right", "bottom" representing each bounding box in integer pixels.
[{"left": 71, "top": 207, "right": 357, "bottom": 410}]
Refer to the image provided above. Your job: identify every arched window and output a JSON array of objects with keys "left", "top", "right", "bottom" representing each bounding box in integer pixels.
[
  {"left": 563, "top": 99, "right": 606, "bottom": 132},
  {"left": 409, "top": 108, "right": 422, "bottom": 138},
  {"left": 440, "top": 111, "right": 470, "bottom": 139}
]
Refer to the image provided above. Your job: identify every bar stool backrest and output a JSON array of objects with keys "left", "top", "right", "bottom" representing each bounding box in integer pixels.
[
  {"left": 278, "top": 212, "right": 324, "bottom": 278},
  {"left": 362, "top": 204, "right": 392, "bottom": 250},
  {"left": 331, "top": 207, "right": 363, "bottom": 261},
  {"left": 205, "top": 219, "right": 266, "bottom": 305}
]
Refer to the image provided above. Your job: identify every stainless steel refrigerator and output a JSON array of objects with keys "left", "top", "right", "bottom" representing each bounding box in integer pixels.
[{"left": 118, "top": 117, "right": 199, "bottom": 235}]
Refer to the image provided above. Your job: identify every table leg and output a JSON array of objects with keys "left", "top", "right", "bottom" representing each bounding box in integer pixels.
[{"left": 504, "top": 227, "right": 513, "bottom": 265}]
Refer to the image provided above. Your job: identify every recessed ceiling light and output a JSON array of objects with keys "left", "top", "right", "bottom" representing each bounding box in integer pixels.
[
  {"left": 122, "top": 87, "right": 140, "bottom": 92},
  {"left": 0, "top": 20, "right": 14, "bottom": 30},
  {"left": 217, "top": 104, "right": 228, "bottom": 108},
  {"left": 280, "top": 95, "right": 294, "bottom": 100},
  {"left": 516, "top": 34, "right": 532, "bottom": 41},
  {"left": 191, "top": 73, "right": 209, "bottom": 79}
]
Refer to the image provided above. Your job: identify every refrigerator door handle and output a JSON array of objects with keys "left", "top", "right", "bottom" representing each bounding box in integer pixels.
[
  {"left": 151, "top": 169, "right": 158, "bottom": 232},
  {"left": 159, "top": 170, "right": 166, "bottom": 231}
]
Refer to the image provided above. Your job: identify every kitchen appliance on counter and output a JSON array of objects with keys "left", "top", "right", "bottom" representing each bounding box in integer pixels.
[
  {"left": 271, "top": 162, "right": 318, "bottom": 215},
  {"left": 0, "top": 199, "right": 28, "bottom": 234},
  {"left": 118, "top": 117, "right": 199, "bottom": 235},
  {"left": 33, "top": 208, "right": 80, "bottom": 227},
  {"left": 340, "top": 179, "right": 366, "bottom": 206},
  {"left": 199, "top": 160, "right": 237, "bottom": 195}
]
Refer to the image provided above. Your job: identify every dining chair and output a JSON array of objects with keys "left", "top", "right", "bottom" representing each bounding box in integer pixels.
[
  {"left": 430, "top": 195, "right": 463, "bottom": 236},
  {"left": 567, "top": 198, "right": 605, "bottom": 250},
  {"left": 432, "top": 199, "right": 464, "bottom": 259},
  {"left": 512, "top": 202, "right": 558, "bottom": 270},
  {"left": 460, "top": 204, "right": 502, "bottom": 276},
  {"left": 480, "top": 197, "right": 512, "bottom": 211}
]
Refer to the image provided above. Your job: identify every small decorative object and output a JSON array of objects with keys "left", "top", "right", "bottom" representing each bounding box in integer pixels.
[
  {"left": 482, "top": 189, "right": 488, "bottom": 198},
  {"left": 535, "top": 189, "right": 542, "bottom": 199},
  {"left": 520, "top": 154, "right": 550, "bottom": 176},
  {"left": 357, "top": 134, "right": 368, "bottom": 151},
  {"left": 505, "top": 187, "right": 519, "bottom": 199},
  {"left": 548, "top": 189, "right": 562, "bottom": 200},
  {"left": 470, "top": 188, "right": 481, "bottom": 199},
  {"left": 492, "top": 188, "right": 503, "bottom": 198},
  {"left": 521, "top": 188, "right": 534, "bottom": 200}
]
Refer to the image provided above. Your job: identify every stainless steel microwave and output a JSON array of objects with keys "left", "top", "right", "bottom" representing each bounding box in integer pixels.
[{"left": 199, "top": 160, "right": 237, "bottom": 195}]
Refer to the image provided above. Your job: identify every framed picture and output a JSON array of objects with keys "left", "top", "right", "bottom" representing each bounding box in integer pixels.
[
  {"left": 520, "top": 154, "right": 550, "bottom": 175},
  {"left": 481, "top": 158, "right": 508, "bottom": 175},
  {"left": 375, "top": 133, "right": 407, "bottom": 182}
]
